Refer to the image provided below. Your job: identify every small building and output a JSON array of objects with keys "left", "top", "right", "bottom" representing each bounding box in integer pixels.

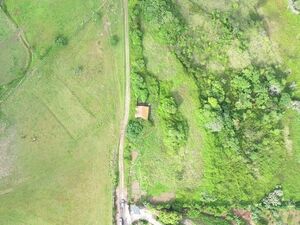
[{"left": 135, "top": 105, "right": 150, "bottom": 120}]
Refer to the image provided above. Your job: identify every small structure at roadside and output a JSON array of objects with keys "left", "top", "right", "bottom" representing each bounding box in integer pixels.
[{"left": 135, "top": 104, "right": 150, "bottom": 120}]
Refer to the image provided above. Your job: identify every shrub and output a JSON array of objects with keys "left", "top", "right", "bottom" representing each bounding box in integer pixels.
[
  {"left": 127, "top": 119, "right": 143, "bottom": 141},
  {"left": 131, "top": 72, "right": 149, "bottom": 102},
  {"left": 158, "top": 95, "right": 188, "bottom": 150},
  {"left": 55, "top": 35, "right": 68, "bottom": 46},
  {"left": 110, "top": 34, "right": 119, "bottom": 46},
  {"left": 158, "top": 211, "right": 182, "bottom": 225},
  {"left": 262, "top": 186, "right": 284, "bottom": 209}
]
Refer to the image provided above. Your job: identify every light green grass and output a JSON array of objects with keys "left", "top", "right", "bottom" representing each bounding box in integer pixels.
[
  {"left": 0, "top": 1, "right": 124, "bottom": 224},
  {"left": 143, "top": 32, "right": 185, "bottom": 81},
  {"left": 5, "top": 0, "right": 103, "bottom": 60},
  {"left": 0, "top": 9, "right": 28, "bottom": 85}
]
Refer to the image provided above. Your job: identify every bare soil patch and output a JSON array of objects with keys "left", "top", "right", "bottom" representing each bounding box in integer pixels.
[
  {"left": 131, "top": 180, "right": 143, "bottom": 202},
  {"left": 182, "top": 219, "right": 194, "bottom": 225},
  {"left": 0, "top": 126, "right": 16, "bottom": 179},
  {"left": 233, "top": 209, "right": 254, "bottom": 225},
  {"left": 131, "top": 151, "right": 138, "bottom": 162},
  {"left": 150, "top": 192, "right": 175, "bottom": 203}
]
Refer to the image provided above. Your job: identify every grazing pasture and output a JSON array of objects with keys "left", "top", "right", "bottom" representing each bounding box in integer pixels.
[{"left": 0, "top": 1, "right": 124, "bottom": 224}]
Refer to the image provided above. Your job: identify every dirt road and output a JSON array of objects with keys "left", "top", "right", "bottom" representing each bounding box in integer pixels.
[{"left": 116, "top": 0, "right": 130, "bottom": 223}]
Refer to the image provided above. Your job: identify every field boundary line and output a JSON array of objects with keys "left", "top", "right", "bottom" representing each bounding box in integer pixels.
[
  {"left": 55, "top": 76, "right": 97, "bottom": 119},
  {"left": 34, "top": 94, "right": 75, "bottom": 140}
]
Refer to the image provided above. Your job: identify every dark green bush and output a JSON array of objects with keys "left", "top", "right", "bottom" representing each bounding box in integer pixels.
[
  {"left": 110, "top": 34, "right": 119, "bottom": 46},
  {"left": 55, "top": 35, "right": 68, "bottom": 46},
  {"left": 127, "top": 119, "right": 143, "bottom": 141}
]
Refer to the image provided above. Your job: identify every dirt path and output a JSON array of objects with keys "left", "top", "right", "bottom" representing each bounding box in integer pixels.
[
  {"left": 116, "top": 0, "right": 131, "bottom": 223},
  {"left": 120, "top": 0, "right": 130, "bottom": 199}
]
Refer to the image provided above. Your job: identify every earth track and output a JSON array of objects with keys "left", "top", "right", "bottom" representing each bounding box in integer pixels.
[{"left": 115, "top": 0, "right": 130, "bottom": 222}]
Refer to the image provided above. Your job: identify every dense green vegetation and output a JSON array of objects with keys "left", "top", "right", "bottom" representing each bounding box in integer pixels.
[{"left": 127, "top": 0, "right": 300, "bottom": 223}]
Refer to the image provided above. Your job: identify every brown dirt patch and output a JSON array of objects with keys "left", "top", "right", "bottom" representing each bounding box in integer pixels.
[
  {"left": 150, "top": 192, "right": 175, "bottom": 204},
  {"left": 131, "top": 151, "right": 138, "bottom": 162},
  {"left": 131, "top": 180, "right": 142, "bottom": 202},
  {"left": 0, "top": 126, "right": 16, "bottom": 179},
  {"left": 233, "top": 209, "right": 254, "bottom": 225},
  {"left": 182, "top": 219, "right": 194, "bottom": 225}
]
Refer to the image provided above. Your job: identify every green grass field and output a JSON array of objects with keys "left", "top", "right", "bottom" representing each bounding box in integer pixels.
[{"left": 0, "top": 1, "right": 124, "bottom": 224}]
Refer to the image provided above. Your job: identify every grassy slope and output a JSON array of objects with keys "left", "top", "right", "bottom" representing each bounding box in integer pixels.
[
  {"left": 261, "top": 0, "right": 300, "bottom": 200},
  {"left": 0, "top": 9, "right": 28, "bottom": 85},
  {"left": 0, "top": 0, "right": 124, "bottom": 224}
]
